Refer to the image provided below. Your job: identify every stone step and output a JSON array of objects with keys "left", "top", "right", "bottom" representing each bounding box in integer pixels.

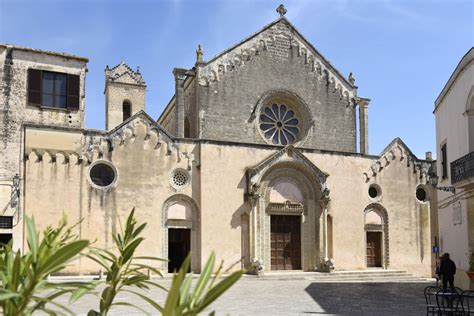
[{"left": 256, "top": 270, "right": 434, "bottom": 282}]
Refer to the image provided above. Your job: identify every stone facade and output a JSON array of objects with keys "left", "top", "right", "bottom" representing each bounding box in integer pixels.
[
  {"left": 0, "top": 11, "right": 437, "bottom": 277},
  {"left": 0, "top": 44, "right": 87, "bottom": 250}
]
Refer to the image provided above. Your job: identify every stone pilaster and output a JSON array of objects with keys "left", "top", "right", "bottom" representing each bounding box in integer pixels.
[
  {"left": 356, "top": 97, "right": 371, "bottom": 155},
  {"left": 173, "top": 68, "right": 187, "bottom": 138},
  {"left": 319, "top": 189, "right": 332, "bottom": 271}
]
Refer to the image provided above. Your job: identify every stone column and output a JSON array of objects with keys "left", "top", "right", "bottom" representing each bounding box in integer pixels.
[
  {"left": 319, "top": 188, "right": 331, "bottom": 271},
  {"left": 172, "top": 68, "right": 187, "bottom": 138},
  {"left": 322, "top": 206, "right": 328, "bottom": 261},
  {"left": 247, "top": 184, "right": 262, "bottom": 274},
  {"left": 250, "top": 198, "right": 258, "bottom": 262},
  {"left": 356, "top": 97, "right": 371, "bottom": 155}
]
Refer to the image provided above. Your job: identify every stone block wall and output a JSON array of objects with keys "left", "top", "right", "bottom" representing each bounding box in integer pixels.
[
  {"left": 0, "top": 45, "right": 87, "bottom": 250},
  {"left": 0, "top": 45, "right": 87, "bottom": 179},
  {"left": 105, "top": 82, "right": 145, "bottom": 130},
  {"left": 195, "top": 20, "right": 357, "bottom": 152}
]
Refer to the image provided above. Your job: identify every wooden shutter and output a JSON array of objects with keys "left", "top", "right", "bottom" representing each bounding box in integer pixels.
[
  {"left": 27, "top": 69, "right": 42, "bottom": 105},
  {"left": 67, "top": 74, "right": 80, "bottom": 110}
]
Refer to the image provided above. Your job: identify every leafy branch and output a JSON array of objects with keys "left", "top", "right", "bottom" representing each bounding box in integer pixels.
[
  {"left": 0, "top": 216, "right": 92, "bottom": 315},
  {"left": 87, "top": 208, "right": 166, "bottom": 315}
]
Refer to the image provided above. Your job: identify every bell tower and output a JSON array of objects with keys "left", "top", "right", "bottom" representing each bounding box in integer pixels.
[{"left": 104, "top": 62, "right": 146, "bottom": 130}]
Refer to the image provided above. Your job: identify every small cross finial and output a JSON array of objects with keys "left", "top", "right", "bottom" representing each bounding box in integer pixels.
[
  {"left": 276, "top": 4, "right": 287, "bottom": 17},
  {"left": 136, "top": 66, "right": 140, "bottom": 73}
]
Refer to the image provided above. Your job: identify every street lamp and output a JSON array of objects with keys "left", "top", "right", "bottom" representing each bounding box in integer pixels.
[
  {"left": 429, "top": 175, "right": 456, "bottom": 194},
  {"left": 10, "top": 174, "right": 20, "bottom": 208},
  {"left": 12, "top": 174, "right": 20, "bottom": 189}
]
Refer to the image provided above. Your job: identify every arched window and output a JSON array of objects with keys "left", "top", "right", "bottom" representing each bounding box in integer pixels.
[
  {"left": 184, "top": 117, "right": 191, "bottom": 138},
  {"left": 123, "top": 101, "right": 131, "bottom": 121}
]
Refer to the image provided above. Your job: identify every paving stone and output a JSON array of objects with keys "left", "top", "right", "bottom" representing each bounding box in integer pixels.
[{"left": 49, "top": 278, "right": 433, "bottom": 315}]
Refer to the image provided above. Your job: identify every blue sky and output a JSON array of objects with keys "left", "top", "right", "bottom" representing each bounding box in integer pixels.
[{"left": 1, "top": 0, "right": 472, "bottom": 158}]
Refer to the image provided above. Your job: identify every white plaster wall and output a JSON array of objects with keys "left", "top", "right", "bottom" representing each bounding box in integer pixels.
[{"left": 435, "top": 55, "right": 473, "bottom": 289}]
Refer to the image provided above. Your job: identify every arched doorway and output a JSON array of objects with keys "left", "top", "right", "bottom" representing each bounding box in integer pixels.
[
  {"left": 364, "top": 204, "right": 389, "bottom": 268},
  {"left": 259, "top": 164, "right": 323, "bottom": 271},
  {"left": 162, "top": 195, "right": 201, "bottom": 272},
  {"left": 267, "top": 180, "right": 304, "bottom": 270},
  {"left": 246, "top": 146, "right": 329, "bottom": 272}
]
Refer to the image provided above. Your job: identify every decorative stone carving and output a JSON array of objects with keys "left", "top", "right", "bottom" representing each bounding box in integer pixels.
[
  {"left": 247, "top": 145, "right": 329, "bottom": 195},
  {"left": 105, "top": 61, "right": 145, "bottom": 85},
  {"left": 363, "top": 138, "right": 431, "bottom": 184},
  {"left": 197, "top": 19, "right": 356, "bottom": 105}
]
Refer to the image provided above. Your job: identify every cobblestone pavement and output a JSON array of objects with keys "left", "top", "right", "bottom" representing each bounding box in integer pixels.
[{"left": 54, "top": 278, "right": 433, "bottom": 315}]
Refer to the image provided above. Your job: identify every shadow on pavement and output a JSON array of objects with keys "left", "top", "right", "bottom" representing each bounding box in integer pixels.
[{"left": 303, "top": 282, "right": 433, "bottom": 315}]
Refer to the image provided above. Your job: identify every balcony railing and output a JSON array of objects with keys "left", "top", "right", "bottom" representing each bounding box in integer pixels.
[{"left": 451, "top": 151, "right": 474, "bottom": 185}]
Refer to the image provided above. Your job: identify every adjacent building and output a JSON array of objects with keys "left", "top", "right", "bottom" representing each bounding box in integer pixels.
[
  {"left": 0, "top": 8, "right": 437, "bottom": 276},
  {"left": 434, "top": 47, "right": 474, "bottom": 289}
]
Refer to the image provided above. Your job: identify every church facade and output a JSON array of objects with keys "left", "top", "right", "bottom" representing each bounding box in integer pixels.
[{"left": 0, "top": 11, "right": 437, "bottom": 276}]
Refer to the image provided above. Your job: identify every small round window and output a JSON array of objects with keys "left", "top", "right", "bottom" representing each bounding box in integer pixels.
[
  {"left": 416, "top": 186, "right": 428, "bottom": 202},
  {"left": 170, "top": 169, "right": 190, "bottom": 190},
  {"left": 368, "top": 184, "right": 382, "bottom": 200},
  {"left": 90, "top": 163, "right": 116, "bottom": 187},
  {"left": 259, "top": 103, "right": 299, "bottom": 145}
]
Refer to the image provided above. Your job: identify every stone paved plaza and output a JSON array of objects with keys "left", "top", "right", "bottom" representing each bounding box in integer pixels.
[{"left": 54, "top": 277, "right": 433, "bottom": 315}]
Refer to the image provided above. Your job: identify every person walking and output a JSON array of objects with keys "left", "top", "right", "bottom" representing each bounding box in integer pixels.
[{"left": 439, "top": 253, "right": 456, "bottom": 289}]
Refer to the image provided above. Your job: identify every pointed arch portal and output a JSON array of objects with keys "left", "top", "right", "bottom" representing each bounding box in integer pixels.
[{"left": 364, "top": 203, "right": 389, "bottom": 268}]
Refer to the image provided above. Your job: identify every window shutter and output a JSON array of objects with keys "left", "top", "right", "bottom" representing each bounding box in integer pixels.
[
  {"left": 67, "top": 74, "right": 80, "bottom": 110},
  {"left": 27, "top": 69, "right": 41, "bottom": 105}
]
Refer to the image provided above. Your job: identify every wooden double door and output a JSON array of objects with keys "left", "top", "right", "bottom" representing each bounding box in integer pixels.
[
  {"left": 366, "top": 231, "right": 382, "bottom": 267},
  {"left": 271, "top": 215, "right": 301, "bottom": 270}
]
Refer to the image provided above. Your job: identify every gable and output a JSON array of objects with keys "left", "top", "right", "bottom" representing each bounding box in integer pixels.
[
  {"left": 106, "top": 62, "right": 146, "bottom": 85},
  {"left": 107, "top": 110, "right": 173, "bottom": 142},
  {"left": 198, "top": 18, "right": 356, "bottom": 102},
  {"left": 363, "top": 138, "right": 431, "bottom": 182},
  {"left": 247, "top": 145, "right": 329, "bottom": 193}
]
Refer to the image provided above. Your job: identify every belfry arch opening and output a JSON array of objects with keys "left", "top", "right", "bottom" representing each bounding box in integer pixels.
[{"left": 123, "top": 100, "right": 131, "bottom": 121}]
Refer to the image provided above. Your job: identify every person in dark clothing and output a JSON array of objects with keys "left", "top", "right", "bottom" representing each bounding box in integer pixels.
[{"left": 439, "top": 253, "right": 456, "bottom": 289}]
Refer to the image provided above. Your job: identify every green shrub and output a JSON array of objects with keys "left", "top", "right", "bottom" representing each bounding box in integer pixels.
[
  {"left": 0, "top": 216, "right": 92, "bottom": 315},
  {"left": 162, "top": 252, "right": 243, "bottom": 316},
  {"left": 87, "top": 208, "right": 166, "bottom": 315},
  {"left": 0, "top": 209, "right": 243, "bottom": 315}
]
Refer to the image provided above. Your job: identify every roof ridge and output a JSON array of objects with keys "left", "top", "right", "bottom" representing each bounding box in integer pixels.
[{"left": 201, "top": 17, "right": 355, "bottom": 90}]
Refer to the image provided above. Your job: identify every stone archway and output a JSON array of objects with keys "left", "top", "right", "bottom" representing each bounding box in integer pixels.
[
  {"left": 161, "top": 194, "right": 201, "bottom": 272},
  {"left": 260, "top": 166, "right": 317, "bottom": 271},
  {"left": 363, "top": 203, "right": 389, "bottom": 268},
  {"left": 246, "top": 146, "right": 329, "bottom": 272}
]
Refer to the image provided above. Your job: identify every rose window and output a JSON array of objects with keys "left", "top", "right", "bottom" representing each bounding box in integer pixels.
[
  {"left": 170, "top": 168, "right": 190, "bottom": 190},
  {"left": 259, "top": 103, "right": 299, "bottom": 145}
]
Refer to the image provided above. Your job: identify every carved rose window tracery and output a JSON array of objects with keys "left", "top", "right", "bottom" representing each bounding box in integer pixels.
[{"left": 259, "top": 103, "right": 299, "bottom": 145}]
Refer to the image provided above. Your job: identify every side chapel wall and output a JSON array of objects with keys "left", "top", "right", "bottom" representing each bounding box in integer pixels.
[{"left": 24, "top": 120, "right": 200, "bottom": 274}]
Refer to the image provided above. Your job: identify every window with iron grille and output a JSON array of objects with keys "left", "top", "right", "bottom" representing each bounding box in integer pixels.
[
  {"left": 28, "top": 69, "right": 80, "bottom": 110},
  {"left": 0, "top": 216, "right": 13, "bottom": 229},
  {"left": 441, "top": 143, "right": 448, "bottom": 179}
]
